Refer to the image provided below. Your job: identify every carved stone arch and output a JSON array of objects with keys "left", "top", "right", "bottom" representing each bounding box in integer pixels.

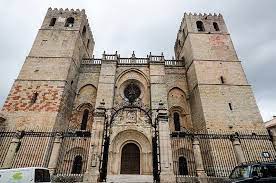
[
  {"left": 110, "top": 130, "right": 151, "bottom": 153},
  {"left": 108, "top": 129, "right": 152, "bottom": 175},
  {"left": 76, "top": 103, "right": 94, "bottom": 112},
  {"left": 115, "top": 68, "right": 150, "bottom": 87},
  {"left": 169, "top": 106, "right": 191, "bottom": 132},
  {"left": 69, "top": 103, "right": 94, "bottom": 131},
  {"left": 115, "top": 69, "right": 150, "bottom": 106}
]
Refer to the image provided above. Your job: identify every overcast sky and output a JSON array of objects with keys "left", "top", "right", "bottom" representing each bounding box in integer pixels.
[{"left": 0, "top": 0, "right": 275, "bottom": 121}]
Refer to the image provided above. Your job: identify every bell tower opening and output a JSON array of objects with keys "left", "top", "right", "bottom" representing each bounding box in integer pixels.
[{"left": 120, "top": 143, "right": 140, "bottom": 174}]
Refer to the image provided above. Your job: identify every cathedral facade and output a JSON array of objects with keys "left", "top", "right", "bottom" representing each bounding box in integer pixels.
[{"left": 0, "top": 8, "right": 275, "bottom": 183}]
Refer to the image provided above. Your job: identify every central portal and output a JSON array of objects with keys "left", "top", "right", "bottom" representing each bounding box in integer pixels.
[{"left": 120, "top": 143, "right": 140, "bottom": 174}]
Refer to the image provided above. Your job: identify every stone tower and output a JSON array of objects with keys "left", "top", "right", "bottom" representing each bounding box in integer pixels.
[
  {"left": 1, "top": 8, "right": 94, "bottom": 131},
  {"left": 175, "top": 13, "right": 264, "bottom": 132}
]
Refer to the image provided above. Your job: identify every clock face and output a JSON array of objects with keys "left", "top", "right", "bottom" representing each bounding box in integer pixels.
[{"left": 124, "top": 82, "right": 141, "bottom": 103}]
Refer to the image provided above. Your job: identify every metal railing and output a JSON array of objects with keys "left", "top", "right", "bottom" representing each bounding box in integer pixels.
[
  {"left": 171, "top": 130, "right": 276, "bottom": 182},
  {"left": 81, "top": 58, "right": 185, "bottom": 66}
]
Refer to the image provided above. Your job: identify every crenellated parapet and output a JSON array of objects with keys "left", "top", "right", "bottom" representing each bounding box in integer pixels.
[
  {"left": 174, "top": 12, "right": 228, "bottom": 57},
  {"left": 40, "top": 7, "right": 95, "bottom": 50}
]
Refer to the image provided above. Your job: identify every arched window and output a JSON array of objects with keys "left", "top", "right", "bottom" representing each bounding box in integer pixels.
[
  {"left": 173, "top": 112, "right": 180, "bottom": 131},
  {"left": 179, "top": 157, "right": 188, "bottom": 175},
  {"left": 196, "top": 21, "right": 205, "bottom": 32},
  {"left": 65, "top": 17, "right": 74, "bottom": 27},
  {"left": 213, "top": 22, "right": 220, "bottom": 31},
  {"left": 82, "top": 26, "right": 86, "bottom": 37},
  {"left": 81, "top": 109, "right": 89, "bottom": 130},
  {"left": 49, "top": 18, "right": 56, "bottom": 26},
  {"left": 71, "top": 155, "right": 83, "bottom": 174}
]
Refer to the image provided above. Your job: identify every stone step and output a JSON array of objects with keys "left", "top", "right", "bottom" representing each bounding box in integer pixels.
[{"left": 107, "top": 175, "right": 153, "bottom": 183}]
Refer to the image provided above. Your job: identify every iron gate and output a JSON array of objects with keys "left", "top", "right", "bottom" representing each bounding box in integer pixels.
[{"left": 98, "top": 103, "right": 161, "bottom": 182}]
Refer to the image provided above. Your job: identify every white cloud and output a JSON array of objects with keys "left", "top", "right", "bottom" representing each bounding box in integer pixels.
[{"left": 0, "top": 0, "right": 275, "bottom": 121}]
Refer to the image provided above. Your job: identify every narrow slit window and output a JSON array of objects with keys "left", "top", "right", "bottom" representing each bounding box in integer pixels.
[
  {"left": 220, "top": 76, "right": 224, "bottom": 84},
  {"left": 228, "top": 103, "right": 233, "bottom": 111},
  {"left": 31, "top": 92, "right": 38, "bottom": 104},
  {"left": 213, "top": 22, "right": 220, "bottom": 31},
  {"left": 87, "top": 39, "right": 90, "bottom": 48},
  {"left": 82, "top": 26, "right": 86, "bottom": 37},
  {"left": 196, "top": 21, "right": 205, "bottom": 32},
  {"left": 81, "top": 109, "right": 89, "bottom": 130},
  {"left": 173, "top": 112, "right": 181, "bottom": 131},
  {"left": 49, "top": 18, "right": 56, "bottom": 26}
]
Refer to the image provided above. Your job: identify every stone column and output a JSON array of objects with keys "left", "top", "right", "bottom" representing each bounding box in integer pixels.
[
  {"left": 192, "top": 137, "right": 206, "bottom": 177},
  {"left": 232, "top": 136, "right": 245, "bottom": 164},
  {"left": 158, "top": 109, "right": 175, "bottom": 183},
  {"left": 48, "top": 133, "right": 63, "bottom": 174},
  {"left": 84, "top": 53, "right": 117, "bottom": 183},
  {"left": 2, "top": 131, "right": 23, "bottom": 168}
]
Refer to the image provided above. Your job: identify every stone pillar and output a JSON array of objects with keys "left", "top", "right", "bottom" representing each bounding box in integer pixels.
[
  {"left": 83, "top": 102, "right": 106, "bottom": 183},
  {"left": 232, "top": 136, "right": 245, "bottom": 164},
  {"left": 192, "top": 137, "right": 207, "bottom": 177},
  {"left": 84, "top": 53, "right": 117, "bottom": 182},
  {"left": 2, "top": 131, "right": 22, "bottom": 168},
  {"left": 158, "top": 108, "right": 175, "bottom": 183},
  {"left": 149, "top": 56, "right": 175, "bottom": 182},
  {"left": 48, "top": 133, "right": 63, "bottom": 174}
]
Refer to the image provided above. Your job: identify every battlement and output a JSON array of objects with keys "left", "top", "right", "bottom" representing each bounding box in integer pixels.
[
  {"left": 174, "top": 12, "right": 228, "bottom": 58},
  {"left": 36, "top": 7, "right": 95, "bottom": 57},
  {"left": 176, "top": 12, "right": 227, "bottom": 35},
  {"left": 184, "top": 12, "right": 223, "bottom": 18},
  {"left": 47, "top": 7, "right": 85, "bottom": 14},
  {"left": 41, "top": 7, "right": 93, "bottom": 40}
]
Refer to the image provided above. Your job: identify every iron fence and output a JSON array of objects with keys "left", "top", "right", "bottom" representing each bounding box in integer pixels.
[
  {"left": 0, "top": 129, "right": 91, "bottom": 181},
  {"left": 55, "top": 132, "right": 91, "bottom": 176},
  {"left": 171, "top": 130, "right": 276, "bottom": 182}
]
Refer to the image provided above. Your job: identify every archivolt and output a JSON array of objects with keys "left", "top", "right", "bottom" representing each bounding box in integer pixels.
[{"left": 115, "top": 68, "right": 149, "bottom": 87}]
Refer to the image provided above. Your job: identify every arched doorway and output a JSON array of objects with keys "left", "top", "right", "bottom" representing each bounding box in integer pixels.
[{"left": 120, "top": 143, "right": 140, "bottom": 174}]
